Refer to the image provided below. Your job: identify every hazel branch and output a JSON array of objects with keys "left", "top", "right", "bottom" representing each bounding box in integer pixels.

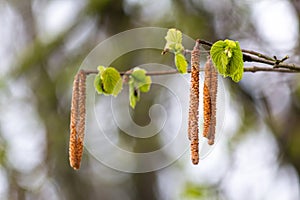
[
  {"left": 198, "top": 39, "right": 300, "bottom": 71},
  {"left": 83, "top": 66, "right": 300, "bottom": 77},
  {"left": 82, "top": 39, "right": 300, "bottom": 76}
]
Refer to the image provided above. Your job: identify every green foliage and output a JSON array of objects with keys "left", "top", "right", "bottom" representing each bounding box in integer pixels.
[
  {"left": 164, "top": 28, "right": 188, "bottom": 74},
  {"left": 94, "top": 66, "right": 122, "bottom": 96},
  {"left": 129, "top": 79, "right": 140, "bottom": 109},
  {"left": 210, "top": 39, "right": 244, "bottom": 82},
  {"left": 181, "top": 182, "right": 205, "bottom": 199},
  {"left": 94, "top": 72, "right": 104, "bottom": 94},
  {"left": 0, "top": 139, "right": 6, "bottom": 165},
  {"left": 131, "top": 68, "right": 151, "bottom": 93},
  {"left": 129, "top": 67, "right": 152, "bottom": 108},
  {"left": 175, "top": 53, "right": 188, "bottom": 73},
  {"left": 164, "top": 28, "right": 184, "bottom": 53},
  {"left": 93, "top": 66, "right": 151, "bottom": 108}
]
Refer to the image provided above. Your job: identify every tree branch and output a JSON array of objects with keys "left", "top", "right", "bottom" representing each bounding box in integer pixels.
[
  {"left": 83, "top": 39, "right": 300, "bottom": 76},
  {"left": 83, "top": 66, "right": 300, "bottom": 77},
  {"left": 199, "top": 39, "right": 300, "bottom": 71},
  {"left": 243, "top": 66, "right": 300, "bottom": 73}
]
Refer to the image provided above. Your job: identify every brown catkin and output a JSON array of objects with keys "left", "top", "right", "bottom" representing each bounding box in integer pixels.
[
  {"left": 202, "top": 83, "right": 211, "bottom": 138},
  {"left": 208, "top": 58, "right": 218, "bottom": 145},
  {"left": 203, "top": 57, "right": 218, "bottom": 145},
  {"left": 69, "top": 70, "right": 86, "bottom": 170},
  {"left": 188, "top": 40, "right": 201, "bottom": 165}
]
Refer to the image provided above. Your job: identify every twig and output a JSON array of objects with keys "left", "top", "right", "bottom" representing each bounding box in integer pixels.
[
  {"left": 83, "top": 66, "right": 300, "bottom": 77},
  {"left": 274, "top": 55, "right": 289, "bottom": 65},
  {"left": 244, "top": 66, "right": 300, "bottom": 73},
  {"left": 199, "top": 40, "right": 273, "bottom": 61},
  {"left": 198, "top": 39, "right": 300, "bottom": 71},
  {"left": 242, "top": 49, "right": 275, "bottom": 61},
  {"left": 84, "top": 69, "right": 184, "bottom": 76},
  {"left": 198, "top": 40, "right": 213, "bottom": 47},
  {"left": 242, "top": 54, "right": 275, "bottom": 65}
]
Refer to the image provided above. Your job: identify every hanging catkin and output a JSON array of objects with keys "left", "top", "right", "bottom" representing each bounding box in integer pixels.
[
  {"left": 203, "top": 57, "right": 212, "bottom": 139},
  {"left": 203, "top": 57, "right": 218, "bottom": 145},
  {"left": 188, "top": 40, "right": 201, "bottom": 165},
  {"left": 69, "top": 70, "right": 86, "bottom": 170}
]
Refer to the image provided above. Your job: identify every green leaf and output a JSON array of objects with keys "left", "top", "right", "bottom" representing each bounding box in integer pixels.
[
  {"left": 165, "top": 28, "right": 182, "bottom": 44},
  {"left": 94, "top": 66, "right": 123, "bottom": 96},
  {"left": 97, "top": 65, "right": 106, "bottom": 73},
  {"left": 175, "top": 53, "right": 188, "bottom": 74},
  {"left": 210, "top": 40, "right": 244, "bottom": 82},
  {"left": 129, "top": 79, "right": 140, "bottom": 109},
  {"left": 101, "top": 67, "right": 122, "bottom": 96},
  {"left": 210, "top": 40, "right": 228, "bottom": 75},
  {"left": 225, "top": 39, "right": 237, "bottom": 48},
  {"left": 128, "top": 67, "right": 152, "bottom": 108},
  {"left": 139, "top": 76, "right": 151, "bottom": 92},
  {"left": 164, "top": 28, "right": 184, "bottom": 53},
  {"left": 131, "top": 68, "right": 147, "bottom": 82},
  {"left": 228, "top": 42, "right": 244, "bottom": 82},
  {"left": 131, "top": 68, "right": 152, "bottom": 92},
  {"left": 94, "top": 73, "right": 104, "bottom": 94}
]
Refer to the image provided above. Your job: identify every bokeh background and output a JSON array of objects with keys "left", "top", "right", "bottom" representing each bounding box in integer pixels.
[{"left": 0, "top": 0, "right": 300, "bottom": 199}]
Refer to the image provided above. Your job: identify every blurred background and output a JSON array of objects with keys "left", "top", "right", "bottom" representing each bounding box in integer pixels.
[{"left": 0, "top": 0, "right": 300, "bottom": 199}]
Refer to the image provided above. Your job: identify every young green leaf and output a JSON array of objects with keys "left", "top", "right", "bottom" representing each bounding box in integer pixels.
[
  {"left": 97, "top": 65, "right": 106, "bottom": 74},
  {"left": 129, "top": 79, "right": 140, "bottom": 109},
  {"left": 128, "top": 67, "right": 152, "bottom": 108},
  {"left": 225, "top": 39, "right": 237, "bottom": 49},
  {"left": 131, "top": 68, "right": 152, "bottom": 92},
  {"left": 94, "top": 66, "right": 123, "bottom": 96},
  {"left": 101, "top": 67, "right": 122, "bottom": 96},
  {"left": 139, "top": 76, "right": 151, "bottom": 92},
  {"left": 210, "top": 40, "right": 244, "bottom": 82},
  {"left": 210, "top": 40, "right": 228, "bottom": 75},
  {"left": 228, "top": 42, "right": 244, "bottom": 82},
  {"left": 165, "top": 28, "right": 182, "bottom": 44},
  {"left": 94, "top": 73, "right": 104, "bottom": 94},
  {"left": 175, "top": 53, "right": 188, "bottom": 74},
  {"left": 131, "top": 68, "right": 147, "bottom": 82},
  {"left": 164, "top": 28, "right": 184, "bottom": 53}
]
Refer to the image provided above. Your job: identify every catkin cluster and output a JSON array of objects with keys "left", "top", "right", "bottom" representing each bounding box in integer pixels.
[
  {"left": 69, "top": 70, "right": 86, "bottom": 170},
  {"left": 203, "top": 57, "right": 218, "bottom": 145},
  {"left": 67, "top": 45, "right": 219, "bottom": 169},
  {"left": 188, "top": 40, "right": 201, "bottom": 165},
  {"left": 188, "top": 49, "right": 218, "bottom": 165}
]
